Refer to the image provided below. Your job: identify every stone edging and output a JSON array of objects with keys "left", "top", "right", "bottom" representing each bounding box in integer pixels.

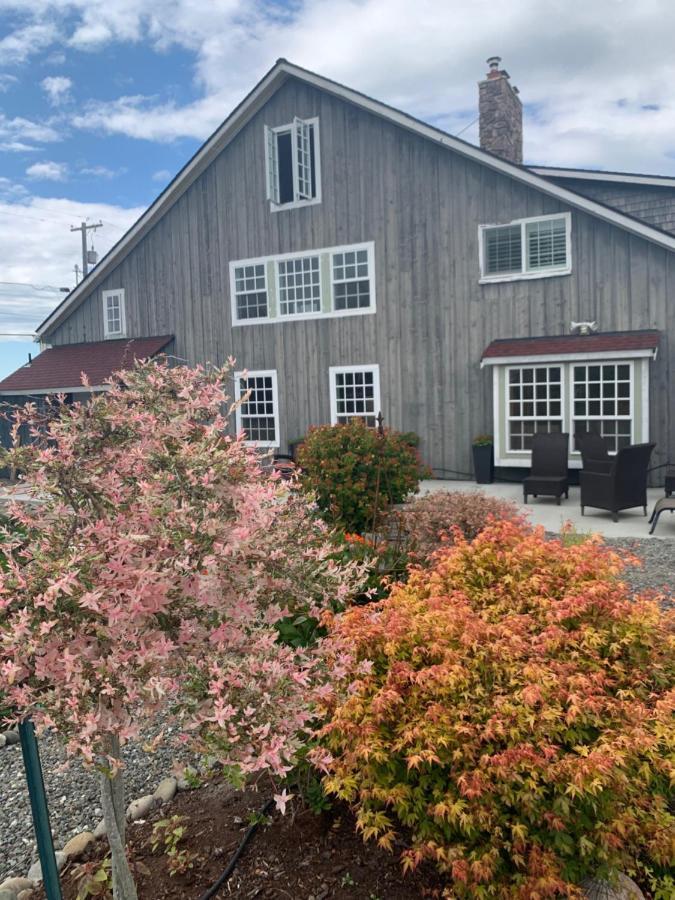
[
  {"left": 0, "top": 767, "right": 198, "bottom": 900},
  {"left": 0, "top": 730, "right": 20, "bottom": 750}
]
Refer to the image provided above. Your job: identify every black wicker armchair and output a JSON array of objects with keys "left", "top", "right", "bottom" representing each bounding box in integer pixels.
[
  {"left": 580, "top": 442, "right": 655, "bottom": 522},
  {"left": 523, "top": 432, "right": 570, "bottom": 505},
  {"left": 574, "top": 431, "right": 612, "bottom": 474}
]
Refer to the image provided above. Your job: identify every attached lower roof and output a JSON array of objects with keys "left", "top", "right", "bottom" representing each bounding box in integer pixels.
[
  {"left": 481, "top": 330, "right": 660, "bottom": 365},
  {"left": 35, "top": 60, "right": 675, "bottom": 339},
  {"left": 0, "top": 335, "right": 173, "bottom": 395},
  {"left": 532, "top": 166, "right": 675, "bottom": 189}
]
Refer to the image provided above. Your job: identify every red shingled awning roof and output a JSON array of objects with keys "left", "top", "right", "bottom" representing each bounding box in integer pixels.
[
  {"left": 0, "top": 336, "right": 173, "bottom": 394},
  {"left": 482, "top": 330, "right": 660, "bottom": 361}
]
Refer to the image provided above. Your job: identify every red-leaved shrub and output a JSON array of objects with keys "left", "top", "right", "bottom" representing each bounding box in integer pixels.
[{"left": 314, "top": 520, "right": 675, "bottom": 898}]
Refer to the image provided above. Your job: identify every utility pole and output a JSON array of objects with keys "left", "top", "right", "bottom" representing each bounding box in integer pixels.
[
  {"left": 74, "top": 264, "right": 81, "bottom": 284},
  {"left": 70, "top": 221, "right": 102, "bottom": 277}
]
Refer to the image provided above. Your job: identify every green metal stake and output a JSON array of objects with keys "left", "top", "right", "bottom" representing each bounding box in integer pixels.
[{"left": 19, "top": 718, "right": 63, "bottom": 900}]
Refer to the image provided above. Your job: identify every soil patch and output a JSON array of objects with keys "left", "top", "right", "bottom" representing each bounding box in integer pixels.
[{"left": 29, "top": 778, "right": 447, "bottom": 899}]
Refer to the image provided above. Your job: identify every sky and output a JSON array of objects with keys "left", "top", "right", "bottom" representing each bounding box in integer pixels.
[{"left": 1, "top": 0, "right": 675, "bottom": 378}]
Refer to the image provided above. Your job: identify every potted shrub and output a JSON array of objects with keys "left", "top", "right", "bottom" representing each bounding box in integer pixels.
[{"left": 472, "top": 434, "right": 493, "bottom": 484}]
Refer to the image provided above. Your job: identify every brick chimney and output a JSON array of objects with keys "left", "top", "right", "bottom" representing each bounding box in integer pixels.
[{"left": 478, "top": 56, "right": 523, "bottom": 164}]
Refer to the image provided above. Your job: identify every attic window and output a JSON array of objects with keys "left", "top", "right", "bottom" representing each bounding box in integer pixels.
[
  {"left": 102, "top": 289, "right": 126, "bottom": 338},
  {"left": 479, "top": 213, "right": 571, "bottom": 282},
  {"left": 265, "top": 117, "right": 321, "bottom": 210}
]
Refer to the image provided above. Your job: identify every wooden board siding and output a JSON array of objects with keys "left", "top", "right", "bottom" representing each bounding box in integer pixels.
[
  {"left": 551, "top": 177, "right": 675, "bottom": 236},
  {"left": 44, "top": 77, "right": 675, "bottom": 480}
]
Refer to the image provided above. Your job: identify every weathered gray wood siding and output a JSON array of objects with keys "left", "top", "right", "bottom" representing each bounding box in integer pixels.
[
  {"left": 45, "top": 77, "right": 675, "bottom": 478},
  {"left": 549, "top": 177, "right": 675, "bottom": 236}
]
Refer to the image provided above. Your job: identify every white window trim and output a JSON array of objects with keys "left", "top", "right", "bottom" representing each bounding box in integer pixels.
[
  {"left": 277, "top": 253, "right": 322, "bottom": 319},
  {"left": 569, "top": 359, "right": 635, "bottom": 456},
  {"left": 234, "top": 369, "right": 280, "bottom": 449},
  {"left": 505, "top": 363, "right": 565, "bottom": 454},
  {"left": 329, "top": 363, "right": 381, "bottom": 426},
  {"left": 102, "top": 289, "right": 126, "bottom": 339},
  {"left": 265, "top": 117, "right": 322, "bottom": 212},
  {"left": 478, "top": 212, "right": 572, "bottom": 284},
  {"left": 229, "top": 242, "right": 376, "bottom": 326}
]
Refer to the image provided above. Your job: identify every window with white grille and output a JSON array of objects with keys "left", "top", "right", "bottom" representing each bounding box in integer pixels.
[
  {"left": 233, "top": 263, "right": 268, "bottom": 320},
  {"left": 102, "top": 289, "right": 126, "bottom": 338},
  {"left": 572, "top": 362, "right": 632, "bottom": 453},
  {"left": 235, "top": 370, "right": 279, "bottom": 448},
  {"left": 332, "top": 248, "right": 371, "bottom": 310},
  {"left": 264, "top": 117, "right": 320, "bottom": 209},
  {"left": 507, "top": 365, "right": 563, "bottom": 451},
  {"left": 480, "top": 214, "right": 571, "bottom": 280},
  {"left": 329, "top": 365, "right": 380, "bottom": 427},
  {"left": 278, "top": 256, "right": 321, "bottom": 316}
]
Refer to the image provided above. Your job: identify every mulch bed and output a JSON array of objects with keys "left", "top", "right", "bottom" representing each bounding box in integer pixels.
[{"left": 30, "top": 778, "right": 447, "bottom": 899}]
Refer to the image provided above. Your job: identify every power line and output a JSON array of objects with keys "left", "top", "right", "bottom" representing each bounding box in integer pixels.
[
  {"left": 0, "top": 281, "right": 64, "bottom": 291},
  {"left": 455, "top": 116, "right": 479, "bottom": 137}
]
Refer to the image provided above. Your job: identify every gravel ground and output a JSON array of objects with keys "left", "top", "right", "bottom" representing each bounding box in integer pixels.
[
  {"left": 0, "top": 716, "right": 196, "bottom": 881},
  {"left": 601, "top": 536, "right": 674, "bottom": 607}
]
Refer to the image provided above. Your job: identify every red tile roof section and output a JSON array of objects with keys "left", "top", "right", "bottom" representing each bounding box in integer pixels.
[
  {"left": 482, "top": 330, "right": 660, "bottom": 360},
  {"left": 0, "top": 336, "right": 173, "bottom": 393}
]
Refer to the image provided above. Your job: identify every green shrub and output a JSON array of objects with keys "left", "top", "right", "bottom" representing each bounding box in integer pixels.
[
  {"left": 296, "top": 421, "right": 427, "bottom": 533},
  {"left": 395, "top": 489, "right": 524, "bottom": 562},
  {"left": 316, "top": 520, "right": 675, "bottom": 897}
]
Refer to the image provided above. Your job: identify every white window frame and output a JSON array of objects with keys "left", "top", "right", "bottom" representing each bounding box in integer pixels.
[
  {"left": 505, "top": 364, "right": 565, "bottom": 452},
  {"left": 278, "top": 253, "right": 322, "bottom": 318},
  {"left": 234, "top": 369, "right": 280, "bottom": 449},
  {"left": 570, "top": 360, "right": 634, "bottom": 455},
  {"left": 331, "top": 245, "right": 374, "bottom": 312},
  {"left": 329, "top": 364, "right": 381, "bottom": 426},
  {"left": 232, "top": 261, "right": 269, "bottom": 321},
  {"left": 102, "top": 289, "right": 126, "bottom": 339},
  {"left": 264, "top": 116, "right": 322, "bottom": 212},
  {"left": 229, "top": 242, "right": 376, "bottom": 326},
  {"left": 478, "top": 212, "right": 572, "bottom": 284}
]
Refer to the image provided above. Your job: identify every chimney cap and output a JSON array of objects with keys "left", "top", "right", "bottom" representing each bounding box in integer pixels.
[{"left": 487, "top": 56, "right": 501, "bottom": 70}]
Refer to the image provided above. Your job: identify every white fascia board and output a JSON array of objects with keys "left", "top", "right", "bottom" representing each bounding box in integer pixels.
[
  {"left": 0, "top": 385, "right": 110, "bottom": 396},
  {"left": 37, "top": 61, "right": 675, "bottom": 337},
  {"left": 531, "top": 167, "right": 675, "bottom": 189},
  {"left": 481, "top": 347, "right": 658, "bottom": 368}
]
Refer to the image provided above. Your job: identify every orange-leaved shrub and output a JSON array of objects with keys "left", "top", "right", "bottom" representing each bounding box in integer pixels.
[
  {"left": 395, "top": 490, "right": 524, "bottom": 562},
  {"left": 314, "top": 521, "right": 675, "bottom": 898}
]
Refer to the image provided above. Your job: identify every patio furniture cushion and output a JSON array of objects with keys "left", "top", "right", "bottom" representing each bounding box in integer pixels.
[
  {"left": 649, "top": 496, "right": 675, "bottom": 534},
  {"left": 580, "top": 442, "right": 655, "bottom": 522},
  {"left": 523, "top": 432, "right": 570, "bottom": 506}
]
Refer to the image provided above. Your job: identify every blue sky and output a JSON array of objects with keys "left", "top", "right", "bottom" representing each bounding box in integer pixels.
[{"left": 1, "top": 0, "right": 675, "bottom": 378}]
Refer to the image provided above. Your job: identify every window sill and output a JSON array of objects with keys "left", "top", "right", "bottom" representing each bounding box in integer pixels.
[
  {"left": 270, "top": 197, "right": 322, "bottom": 213},
  {"left": 479, "top": 267, "right": 572, "bottom": 285},
  {"left": 232, "top": 306, "right": 376, "bottom": 326},
  {"left": 104, "top": 332, "right": 127, "bottom": 340}
]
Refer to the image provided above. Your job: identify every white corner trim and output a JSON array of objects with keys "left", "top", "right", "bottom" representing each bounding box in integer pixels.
[
  {"left": 36, "top": 60, "right": 675, "bottom": 338},
  {"left": 328, "top": 363, "right": 381, "bottom": 425},
  {"left": 234, "top": 368, "right": 280, "bottom": 449}
]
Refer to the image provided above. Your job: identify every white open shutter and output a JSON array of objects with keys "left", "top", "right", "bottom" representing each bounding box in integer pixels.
[
  {"left": 264, "top": 125, "right": 280, "bottom": 204},
  {"left": 293, "top": 117, "right": 312, "bottom": 201}
]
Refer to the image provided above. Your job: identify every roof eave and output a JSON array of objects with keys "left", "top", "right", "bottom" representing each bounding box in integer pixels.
[{"left": 481, "top": 346, "right": 659, "bottom": 367}]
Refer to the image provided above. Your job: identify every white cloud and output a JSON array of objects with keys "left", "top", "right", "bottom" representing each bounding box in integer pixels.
[
  {"left": 41, "top": 75, "right": 73, "bottom": 105},
  {"left": 26, "top": 161, "right": 68, "bottom": 181},
  {"left": 0, "top": 195, "right": 143, "bottom": 337},
  {"left": 0, "top": 113, "right": 61, "bottom": 148},
  {"left": 0, "top": 74, "right": 18, "bottom": 92},
  {"left": 151, "top": 169, "right": 171, "bottom": 182},
  {"left": 0, "top": 22, "right": 59, "bottom": 65},
  {"left": 79, "top": 164, "right": 126, "bottom": 179}
]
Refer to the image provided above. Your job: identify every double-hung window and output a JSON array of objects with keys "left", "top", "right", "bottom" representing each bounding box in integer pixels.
[
  {"left": 332, "top": 248, "right": 371, "bottom": 310},
  {"left": 329, "top": 364, "right": 380, "bottom": 427},
  {"left": 233, "top": 263, "right": 268, "bottom": 320},
  {"left": 265, "top": 117, "right": 320, "bottom": 210},
  {"left": 278, "top": 255, "right": 321, "bottom": 316},
  {"left": 480, "top": 213, "right": 571, "bottom": 282},
  {"left": 102, "top": 289, "right": 126, "bottom": 338},
  {"left": 235, "top": 370, "right": 279, "bottom": 448},
  {"left": 572, "top": 362, "right": 632, "bottom": 452},
  {"left": 507, "top": 365, "right": 563, "bottom": 450}
]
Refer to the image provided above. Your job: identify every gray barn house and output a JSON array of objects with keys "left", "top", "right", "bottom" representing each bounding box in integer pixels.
[{"left": 1, "top": 58, "right": 674, "bottom": 481}]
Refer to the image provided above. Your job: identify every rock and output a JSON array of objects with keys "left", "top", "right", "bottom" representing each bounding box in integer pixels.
[
  {"left": 62, "top": 831, "right": 94, "bottom": 859},
  {"left": 0, "top": 878, "right": 35, "bottom": 900},
  {"left": 176, "top": 765, "right": 198, "bottom": 790},
  {"left": 126, "top": 794, "right": 155, "bottom": 822},
  {"left": 3, "top": 731, "right": 19, "bottom": 747},
  {"left": 27, "top": 851, "right": 67, "bottom": 882},
  {"left": 153, "top": 777, "right": 177, "bottom": 805},
  {"left": 93, "top": 819, "right": 107, "bottom": 839},
  {"left": 0, "top": 735, "right": 6, "bottom": 749},
  {"left": 582, "top": 874, "right": 646, "bottom": 900}
]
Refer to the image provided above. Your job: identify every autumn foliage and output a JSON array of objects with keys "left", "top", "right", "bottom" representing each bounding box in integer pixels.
[{"left": 314, "top": 521, "right": 675, "bottom": 897}]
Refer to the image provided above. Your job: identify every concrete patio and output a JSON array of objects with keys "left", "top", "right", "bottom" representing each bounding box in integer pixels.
[{"left": 419, "top": 479, "right": 675, "bottom": 540}]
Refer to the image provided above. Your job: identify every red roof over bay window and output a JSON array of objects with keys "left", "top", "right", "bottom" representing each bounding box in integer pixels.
[{"left": 482, "top": 330, "right": 660, "bottom": 362}]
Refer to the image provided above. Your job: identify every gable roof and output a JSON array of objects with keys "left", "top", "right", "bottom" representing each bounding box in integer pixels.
[
  {"left": 532, "top": 166, "right": 675, "bottom": 189},
  {"left": 36, "top": 60, "right": 675, "bottom": 338},
  {"left": 0, "top": 335, "right": 173, "bottom": 395},
  {"left": 481, "top": 330, "right": 660, "bottom": 365}
]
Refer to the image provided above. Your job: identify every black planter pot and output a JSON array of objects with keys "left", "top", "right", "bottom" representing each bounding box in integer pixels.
[{"left": 472, "top": 444, "right": 494, "bottom": 484}]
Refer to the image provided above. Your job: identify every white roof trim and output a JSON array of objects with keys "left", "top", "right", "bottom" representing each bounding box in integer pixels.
[
  {"left": 532, "top": 167, "right": 675, "bottom": 189},
  {"left": 36, "top": 60, "right": 675, "bottom": 337},
  {"left": 0, "top": 385, "right": 110, "bottom": 397},
  {"left": 481, "top": 347, "right": 658, "bottom": 367}
]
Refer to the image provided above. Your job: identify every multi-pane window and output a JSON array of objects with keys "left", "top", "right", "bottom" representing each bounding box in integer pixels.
[
  {"left": 330, "top": 365, "right": 380, "bottom": 427},
  {"left": 573, "top": 363, "right": 632, "bottom": 452},
  {"left": 235, "top": 370, "right": 279, "bottom": 448},
  {"left": 507, "top": 365, "right": 563, "bottom": 451},
  {"left": 481, "top": 214, "right": 570, "bottom": 280},
  {"left": 102, "top": 290, "right": 126, "bottom": 338},
  {"left": 332, "top": 248, "right": 371, "bottom": 310},
  {"left": 278, "top": 256, "right": 321, "bottom": 316},
  {"left": 233, "top": 264, "right": 268, "bottom": 320},
  {"left": 265, "top": 117, "right": 320, "bottom": 208}
]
